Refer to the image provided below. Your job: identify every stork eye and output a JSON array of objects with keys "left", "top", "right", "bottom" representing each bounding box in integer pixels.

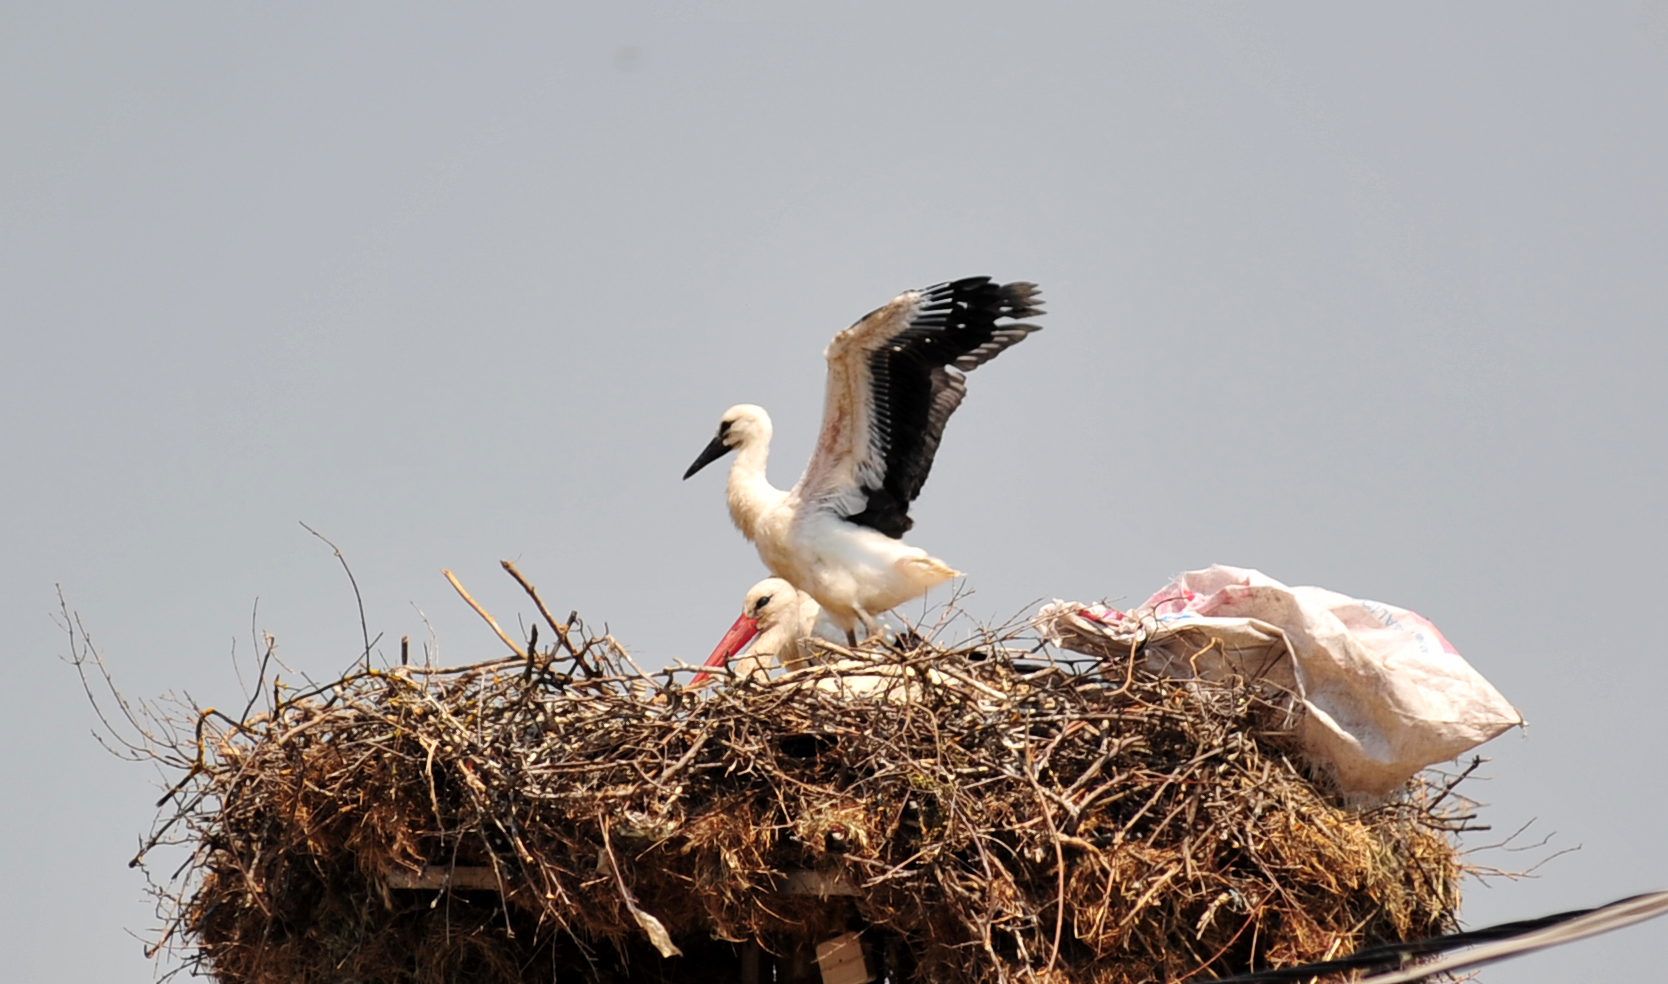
[{"left": 754, "top": 595, "right": 772, "bottom": 612}]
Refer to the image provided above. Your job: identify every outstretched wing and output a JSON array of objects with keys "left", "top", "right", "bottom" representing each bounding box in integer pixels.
[{"left": 798, "top": 277, "right": 1044, "bottom": 539}]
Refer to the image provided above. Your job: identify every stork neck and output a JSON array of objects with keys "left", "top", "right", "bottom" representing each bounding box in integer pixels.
[{"left": 725, "top": 438, "right": 782, "bottom": 540}]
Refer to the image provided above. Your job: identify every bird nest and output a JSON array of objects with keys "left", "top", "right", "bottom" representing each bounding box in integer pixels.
[{"left": 87, "top": 568, "right": 1471, "bottom": 984}]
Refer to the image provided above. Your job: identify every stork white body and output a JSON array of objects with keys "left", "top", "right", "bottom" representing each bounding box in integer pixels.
[
  {"left": 685, "top": 277, "right": 1044, "bottom": 641},
  {"left": 716, "top": 426, "right": 956, "bottom": 639}
]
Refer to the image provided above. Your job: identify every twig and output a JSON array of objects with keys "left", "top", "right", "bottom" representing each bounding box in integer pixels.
[
  {"left": 441, "top": 568, "right": 525, "bottom": 658},
  {"left": 501, "top": 560, "right": 594, "bottom": 676},
  {"left": 300, "top": 522, "right": 373, "bottom": 669}
]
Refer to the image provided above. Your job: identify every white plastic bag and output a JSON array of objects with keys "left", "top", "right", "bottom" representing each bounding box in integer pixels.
[{"left": 1036, "top": 565, "right": 1523, "bottom": 802}]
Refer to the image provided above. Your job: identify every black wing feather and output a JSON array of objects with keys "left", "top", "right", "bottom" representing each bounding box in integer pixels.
[{"left": 843, "top": 277, "right": 1044, "bottom": 538}]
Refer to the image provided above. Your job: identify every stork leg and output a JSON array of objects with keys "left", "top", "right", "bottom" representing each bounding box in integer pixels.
[{"left": 854, "top": 608, "right": 885, "bottom": 647}]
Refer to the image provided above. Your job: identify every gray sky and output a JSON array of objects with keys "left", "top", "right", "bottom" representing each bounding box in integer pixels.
[{"left": 4, "top": 3, "right": 1665, "bottom": 981}]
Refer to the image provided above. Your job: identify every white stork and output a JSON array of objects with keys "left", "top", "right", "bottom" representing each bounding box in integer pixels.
[
  {"left": 683, "top": 276, "right": 1044, "bottom": 644},
  {"left": 692, "top": 578, "right": 940, "bottom": 702},
  {"left": 689, "top": 578, "right": 819, "bottom": 686}
]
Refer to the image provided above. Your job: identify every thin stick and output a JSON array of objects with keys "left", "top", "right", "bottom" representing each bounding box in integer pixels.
[
  {"left": 441, "top": 569, "right": 525, "bottom": 658},
  {"left": 300, "top": 522, "right": 373, "bottom": 668}
]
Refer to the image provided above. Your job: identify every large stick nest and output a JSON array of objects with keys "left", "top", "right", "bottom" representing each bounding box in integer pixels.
[{"left": 106, "top": 574, "right": 1469, "bottom": 984}]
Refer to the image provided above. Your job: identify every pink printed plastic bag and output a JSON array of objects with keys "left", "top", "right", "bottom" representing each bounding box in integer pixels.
[{"left": 1036, "top": 565, "right": 1522, "bottom": 802}]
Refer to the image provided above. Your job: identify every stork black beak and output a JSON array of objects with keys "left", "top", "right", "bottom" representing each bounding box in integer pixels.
[{"left": 683, "top": 434, "right": 734, "bottom": 479}]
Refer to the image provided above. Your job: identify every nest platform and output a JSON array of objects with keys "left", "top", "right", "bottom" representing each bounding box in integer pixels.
[{"left": 117, "top": 581, "right": 1468, "bottom": 984}]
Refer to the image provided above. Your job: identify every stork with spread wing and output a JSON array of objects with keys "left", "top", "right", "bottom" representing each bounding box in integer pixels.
[{"left": 684, "top": 277, "right": 1044, "bottom": 643}]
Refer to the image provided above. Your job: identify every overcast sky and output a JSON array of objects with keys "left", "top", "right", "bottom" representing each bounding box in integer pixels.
[{"left": 4, "top": 4, "right": 1666, "bottom": 981}]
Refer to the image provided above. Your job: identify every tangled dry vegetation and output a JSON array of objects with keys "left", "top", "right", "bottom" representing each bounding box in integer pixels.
[{"left": 77, "top": 563, "right": 1476, "bottom": 984}]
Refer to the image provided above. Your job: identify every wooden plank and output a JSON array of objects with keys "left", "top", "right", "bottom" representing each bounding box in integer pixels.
[
  {"left": 383, "top": 865, "right": 503, "bottom": 891},
  {"left": 775, "top": 870, "right": 862, "bottom": 897}
]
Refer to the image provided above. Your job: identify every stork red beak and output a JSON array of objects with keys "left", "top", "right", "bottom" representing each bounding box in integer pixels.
[{"left": 689, "top": 612, "right": 760, "bottom": 686}]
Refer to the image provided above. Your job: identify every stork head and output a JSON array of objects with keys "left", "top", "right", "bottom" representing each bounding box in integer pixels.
[
  {"left": 690, "top": 577, "right": 800, "bottom": 685},
  {"left": 740, "top": 577, "right": 803, "bottom": 633},
  {"left": 683, "top": 404, "right": 771, "bottom": 479}
]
